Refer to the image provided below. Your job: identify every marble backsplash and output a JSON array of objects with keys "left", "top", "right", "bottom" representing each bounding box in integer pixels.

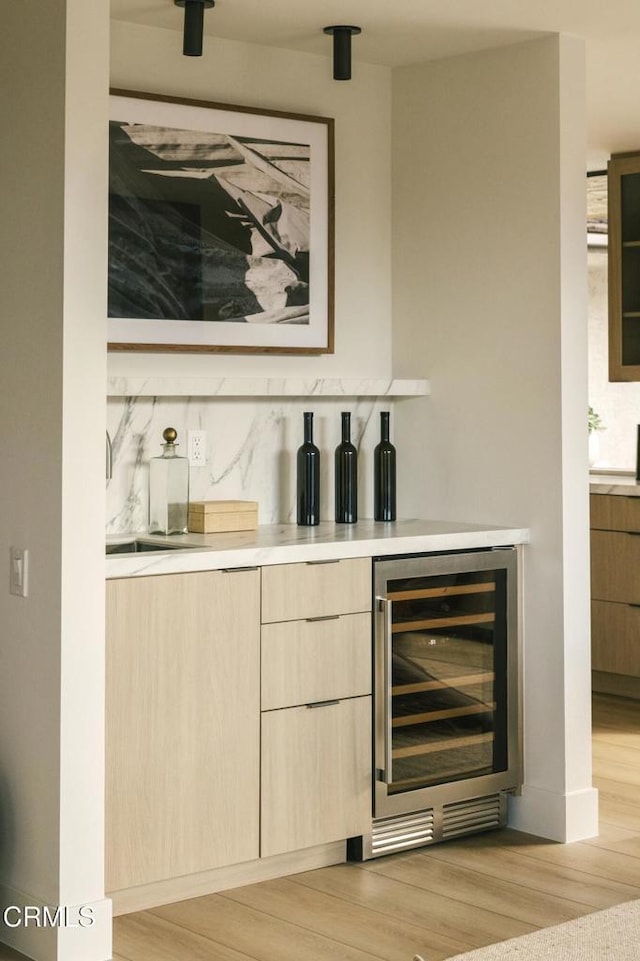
[{"left": 106, "top": 396, "right": 397, "bottom": 534}]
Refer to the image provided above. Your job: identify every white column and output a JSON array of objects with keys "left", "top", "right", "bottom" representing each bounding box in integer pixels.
[
  {"left": 0, "top": 0, "right": 111, "bottom": 957},
  {"left": 392, "top": 34, "right": 597, "bottom": 842}
]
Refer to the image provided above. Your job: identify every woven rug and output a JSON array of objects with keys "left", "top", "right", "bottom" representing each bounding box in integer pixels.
[{"left": 414, "top": 899, "right": 640, "bottom": 960}]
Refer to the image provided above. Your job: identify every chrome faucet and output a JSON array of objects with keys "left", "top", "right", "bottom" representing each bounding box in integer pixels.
[{"left": 106, "top": 430, "right": 113, "bottom": 481}]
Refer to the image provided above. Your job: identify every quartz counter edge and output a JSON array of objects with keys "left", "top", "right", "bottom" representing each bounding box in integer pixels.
[
  {"left": 105, "top": 519, "right": 530, "bottom": 579},
  {"left": 590, "top": 473, "right": 640, "bottom": 496}
]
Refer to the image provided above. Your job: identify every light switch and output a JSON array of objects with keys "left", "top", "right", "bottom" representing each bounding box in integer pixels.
[{"left": 9, "top": 547, "right": 28, "bottom": 597}]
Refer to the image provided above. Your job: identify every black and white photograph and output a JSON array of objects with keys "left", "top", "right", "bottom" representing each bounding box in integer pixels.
[{"left": 107, "top": 91, "right": 334, "bottom": 353}]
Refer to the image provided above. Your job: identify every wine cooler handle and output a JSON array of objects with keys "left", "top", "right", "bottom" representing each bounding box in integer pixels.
[{"left": 376, "top": 596, "right": 393, "bottom": 785}]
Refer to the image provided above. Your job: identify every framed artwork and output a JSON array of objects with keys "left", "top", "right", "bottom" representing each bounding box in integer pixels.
[{"left": 107, "top": 89, "right": 334, "bottom": 353}]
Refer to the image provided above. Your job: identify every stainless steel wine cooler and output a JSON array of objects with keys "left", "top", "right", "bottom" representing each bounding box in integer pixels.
[{"left": 348, "top": 548, "right": 521, "bottom": 860}]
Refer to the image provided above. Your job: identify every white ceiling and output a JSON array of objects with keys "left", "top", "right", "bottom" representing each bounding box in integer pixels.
[{"left": 110, "top": 0, "right": 640, "bottom": 167}]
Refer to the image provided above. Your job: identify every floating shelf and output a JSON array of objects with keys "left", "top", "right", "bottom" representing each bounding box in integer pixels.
[{"left": 107, "top": 377, "right": 430, "bottom": 399}]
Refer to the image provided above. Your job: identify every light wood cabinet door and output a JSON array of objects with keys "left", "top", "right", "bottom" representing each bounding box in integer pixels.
[
  {"left": 590, "top": 493, "right": 640, "bottom": 532},
  {"left": 591, "top": 530, "right": 640, "bottom": 604},
  {"left": 261, "top": 558, "right": 371, "bottom": 623},
  {"left": 261, "top": 612, "right": 372, "bottom": 710},
  {"left": 106, "top": 568, "right": 260, "bottom": 892},
  {"left": 592, "top": 599, "right": 640, "bottom": 676},
  {"left": 261, "top": 695, "right": 372, "bottom": 858}
]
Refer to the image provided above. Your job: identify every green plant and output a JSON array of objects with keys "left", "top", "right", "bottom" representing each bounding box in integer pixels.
[{"left": 588, "top": 406, "right": 605, "bottom": 433}]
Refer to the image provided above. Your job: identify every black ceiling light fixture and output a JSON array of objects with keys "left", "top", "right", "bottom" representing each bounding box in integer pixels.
[
  {"left": 323, "top": 25, "right": 362, "bottom": 80},
  {"left": 175, "top": 0, "right": 215, "bottom": 57}
]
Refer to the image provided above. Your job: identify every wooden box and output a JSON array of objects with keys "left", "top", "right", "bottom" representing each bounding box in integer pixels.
[{"left": 188, "top": 500, "right": 258, "bottom": 534}]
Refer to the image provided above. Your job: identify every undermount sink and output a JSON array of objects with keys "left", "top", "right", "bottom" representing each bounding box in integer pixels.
[{"left": 106, "top": 539, "right": 193, "bottom": 556}]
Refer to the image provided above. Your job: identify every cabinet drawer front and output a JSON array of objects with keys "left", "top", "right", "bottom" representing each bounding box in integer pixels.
[
  {"left": 261, "top": 696, "right": 372, "bottom": 858},
  {"left": 592, "top": 599, "right": 640, "bottom": 676},
  {"left": 261, "top": 612, "right": 371, "bottom": 710},
  {"left": 591, "top": 530, "right": 640, "bottom": 603},
  {"left": 591, "top": 493, "right": 640, "bottom": 532},
  {"left": 261, "top": 557, "right": 371, "bottom": 623}
]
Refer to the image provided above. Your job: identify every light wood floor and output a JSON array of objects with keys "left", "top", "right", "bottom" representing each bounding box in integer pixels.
[
  {"left": 109, "top": 693, "right": 640, "bottom": 961},
  {"left": 1, "top": 693, "right": 639, "bottom": 961}
]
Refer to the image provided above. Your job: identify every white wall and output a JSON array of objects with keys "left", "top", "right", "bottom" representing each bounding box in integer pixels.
[
  {"left": 109, "top": 20, "right": 393, "bottom": 382},
  {"left": 0, "top": 0, "right": 111, "bottom": 958},
  {"left": 587, "top": 36, "right": 640, "bottom": 170},
  {"left": 587, "top": 246, "right": 640, "bottom": 468},
  {"left": 392, "top": 35, "right": 598, "bottom": 841},
  {"left": 105, "top": 21, "right": 395, "bottom": 533}
]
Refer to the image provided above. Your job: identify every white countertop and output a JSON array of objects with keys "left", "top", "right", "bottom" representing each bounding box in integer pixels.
[
  {"left": 106, "top": 518, "right": 530, "bottom": 579},
  {"left": 590, "top": 471, "right": 640, "bottom": 496}
]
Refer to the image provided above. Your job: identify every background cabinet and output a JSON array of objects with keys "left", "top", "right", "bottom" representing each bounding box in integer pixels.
[
  {"left": 608, "top": 151, "right": 640, "bottom": 381},
  {"left": 591, "top": 493, "right": 640, "bottom": 680},
  {"left": 106, "top": 568, "right": 260, "bottom": 892}
]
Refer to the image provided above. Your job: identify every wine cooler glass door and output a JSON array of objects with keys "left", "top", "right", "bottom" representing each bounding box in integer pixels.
[{"left": 374, "top": 549, "right": 519, "bottom": 819}]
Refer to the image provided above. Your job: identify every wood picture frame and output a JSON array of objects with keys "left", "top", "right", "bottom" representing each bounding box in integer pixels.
[{"left": 108, "top": 89, "right": 334, "bottom": 354}]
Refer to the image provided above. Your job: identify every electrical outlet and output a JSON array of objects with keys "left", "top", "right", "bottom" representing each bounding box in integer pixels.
[{"left": 188, "top": 429, "right": 207, "bottom": 467}]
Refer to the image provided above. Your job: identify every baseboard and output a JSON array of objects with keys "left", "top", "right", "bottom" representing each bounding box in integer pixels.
[
  {"left": 109, "top": 840, "right": 346, "bottom": 916},
  {"left": 592, "top": 670, "right": 640, "bottom": 700},
  {"left": 0, "top": 880, "right": 112, "bottom": 961},
  {"left": 508, "top": 784, "right": 599, "bottom": 842}
]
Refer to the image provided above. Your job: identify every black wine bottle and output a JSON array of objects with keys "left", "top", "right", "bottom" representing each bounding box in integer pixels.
[
  {"left": 297, "top": 411, "right": 320, "bottom": 525},
  {"left": 374, "top": 411, "right": 396, "bottom": 521},
  {"left": 335, "top": 411, "right": 357, "bottom": 524}
]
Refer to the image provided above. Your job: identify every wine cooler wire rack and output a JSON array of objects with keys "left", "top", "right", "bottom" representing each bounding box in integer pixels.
[{"left": 387, "top": 573, "right": 502, "bottom": 788}]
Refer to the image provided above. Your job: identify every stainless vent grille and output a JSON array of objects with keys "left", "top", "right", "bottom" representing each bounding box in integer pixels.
[
  {"left": 353, "top": 792, "right": 508, "bottom": 860},
  {"left": 370, "top": 811, "right": 435, "bottom": 856},
  {"left": 441, "top": 793, "right": 506, "bottom": 840}
]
